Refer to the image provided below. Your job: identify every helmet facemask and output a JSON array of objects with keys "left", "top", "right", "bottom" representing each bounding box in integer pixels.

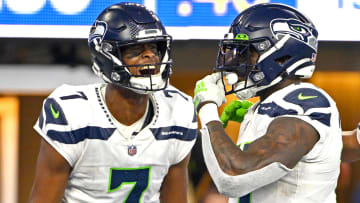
[
  {"left": 107, "top": 35, "right": 172, "bottom": 94},
  {"left": 216, "top": 34, "right": 269, "bottom": 99}
]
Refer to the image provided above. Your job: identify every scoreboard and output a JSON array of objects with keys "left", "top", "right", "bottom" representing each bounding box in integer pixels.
[{"left": 0, "top": 0, "right": 359, "bottom": 40}]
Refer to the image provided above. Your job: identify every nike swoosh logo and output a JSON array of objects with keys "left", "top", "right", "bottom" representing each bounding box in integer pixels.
[
  {"left": 298, "top": 93, "right": 318, "bottom": 100},
  {"left": 50, "top": 103, "right": 60, "bottom": 119}
]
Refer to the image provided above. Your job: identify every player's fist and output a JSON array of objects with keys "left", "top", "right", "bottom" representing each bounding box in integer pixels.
[
  {"left": 220, "top": 100, "right": 253, "bottom": 128},
  {"left": 193, "top": 72, "right": 226, "bottom": 112}
]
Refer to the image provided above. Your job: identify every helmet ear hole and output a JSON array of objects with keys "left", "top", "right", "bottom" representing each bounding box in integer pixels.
[
  {"left": 275, "top": 55, "right": 291, "bottom": 66},
  {"left": 101, "top": 42, "right": 113, "bottom": 52}
]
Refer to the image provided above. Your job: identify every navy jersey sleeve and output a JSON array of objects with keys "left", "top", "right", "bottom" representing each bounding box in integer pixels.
[
  {"left": 283, "top": 88, "right": 331, "bottom": 127},
  {"left": 34, "top": 85, "right": 89, "bottom": 166}
]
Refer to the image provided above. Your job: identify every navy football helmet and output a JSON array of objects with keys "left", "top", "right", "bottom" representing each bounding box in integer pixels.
[
  {"left": 88, "top": 2, "right": 172, "bottom": 94},
  {"left": 215, "top": 3, "right": 318, "bottom": 100}
]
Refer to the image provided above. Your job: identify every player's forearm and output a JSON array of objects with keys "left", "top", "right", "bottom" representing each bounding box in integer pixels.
[
  {"left": 206, "top": 121, "right": 248, "bottom": 175},
  {"left": 197, "top": 103, "right": 263, "bottom": 174},
  {"left": 201, "top": 125, "right": 290, "bottom": 197},
  {"left": 204, "top": 120, "right": 267, "bottom": 175}
]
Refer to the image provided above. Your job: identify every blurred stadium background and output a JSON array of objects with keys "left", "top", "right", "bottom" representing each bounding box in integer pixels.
[{"left": 0, "top": 0, "right": 360, "bottom": 203}]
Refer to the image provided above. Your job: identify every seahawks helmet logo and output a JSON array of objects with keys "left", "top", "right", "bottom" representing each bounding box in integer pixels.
[
  {"left": 270, "top": 18, "right": 317, "bottom": 51},
  {"left": 88, "top": 21, "right": 107, "bottom": 43}
]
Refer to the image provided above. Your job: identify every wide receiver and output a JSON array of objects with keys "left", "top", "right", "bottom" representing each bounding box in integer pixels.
[
  {"left": 29, "top": 3, "right": 197, "bottom": 203},
  {"left": 194, "top": 3, "right": 342, "bottom": 203}
]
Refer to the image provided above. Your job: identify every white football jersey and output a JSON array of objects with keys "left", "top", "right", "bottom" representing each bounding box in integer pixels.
[
  {"left": 229, "top": 82, "right": 342, "bottom": 203},
  {"left": 34, "top": 83, "right": 197, "bottom": 203}
]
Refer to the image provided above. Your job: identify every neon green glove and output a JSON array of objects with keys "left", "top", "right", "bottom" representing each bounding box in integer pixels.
[
  {"left": 193, "top": 72, "right": 226, "bottom": 112},
  {"left": 220, "top": 100, "right": 253, "bottom": 128}
]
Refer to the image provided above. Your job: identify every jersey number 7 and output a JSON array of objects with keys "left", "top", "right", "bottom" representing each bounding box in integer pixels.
[{"left": 108, "top": 167, "right": 151, "bottom": 202}]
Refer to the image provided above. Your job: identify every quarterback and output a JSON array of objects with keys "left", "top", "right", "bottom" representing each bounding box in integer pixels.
[
  {"left": 194, "top": 3, "right": 342, "bottom": 203},
  {"left": 29, "top": 3, "right": 197, "bottom": 203}
]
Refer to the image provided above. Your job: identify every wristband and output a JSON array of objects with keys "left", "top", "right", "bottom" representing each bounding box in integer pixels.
[{"left": 198, "top": 103, "right": 220, "bottom": 127}]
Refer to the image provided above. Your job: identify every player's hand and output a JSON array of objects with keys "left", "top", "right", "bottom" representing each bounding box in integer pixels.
[
  {"left": 220, "top": 100, "right": 253, "bottom": 128},
  {"left": 193, "top": 72, "right": 226, "bottom": 112}
]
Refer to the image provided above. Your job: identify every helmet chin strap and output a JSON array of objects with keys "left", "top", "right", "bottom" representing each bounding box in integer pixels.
[
  {"left": 127, "top": 59, "right": 168, "bottom": 94},
  {"left": 128, "top": 87, "right": 151, "bottom": 95},
  {"left": 129, "top": 74, "right": 166, "bottom": 95}
]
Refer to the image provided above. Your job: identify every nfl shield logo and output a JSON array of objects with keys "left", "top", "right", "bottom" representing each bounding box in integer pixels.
[{"left": 128, "top": 145, "right": 137, "bottom": 156}]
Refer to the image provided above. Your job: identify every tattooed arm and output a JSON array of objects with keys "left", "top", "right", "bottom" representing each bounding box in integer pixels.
[
  {"left": 205, "top": 117, "right": 319, "bottom": 175},
  {"left": 193, "top": 72, "right": 320, "bottom": 196}
]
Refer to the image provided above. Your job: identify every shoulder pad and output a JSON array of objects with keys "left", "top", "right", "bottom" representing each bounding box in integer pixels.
[
  {"left": 283, "top": 88, "right": 330, "bottom": 112},
  {"left": 42, "top": 97, "right": 68, "bottom": 126}
]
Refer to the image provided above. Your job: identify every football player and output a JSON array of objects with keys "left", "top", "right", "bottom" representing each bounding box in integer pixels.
[
  {"left": 29, "top": 3, "right": 197, "bottom": 203},
  {"left": 194, "top": 3, "right": 342, "bottom": 203}
]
